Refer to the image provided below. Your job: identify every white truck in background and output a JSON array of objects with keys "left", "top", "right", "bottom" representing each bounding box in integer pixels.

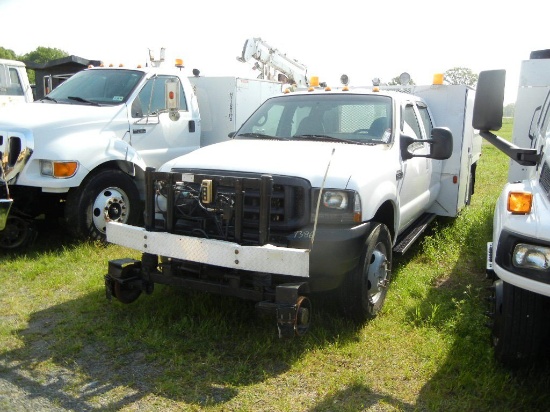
[
  {"left": 0, "top": 59, "right": 34, "bottom": 107},
  {"left": 474, "top": 50, "right": 550, "bottom": 367},
  {"left": 105, "top": 74, "right": 481, "bottom": 338},
  {"left": 0, "top": 41, "right": 302, "bottom": 248}
]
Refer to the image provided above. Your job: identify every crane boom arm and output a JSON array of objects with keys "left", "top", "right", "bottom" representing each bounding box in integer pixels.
[{"left": 237, "top": 37, "right": 308, "bottom": 87}]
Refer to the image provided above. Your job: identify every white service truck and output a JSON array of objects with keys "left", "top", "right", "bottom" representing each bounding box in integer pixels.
[
  {"left": 105, "top": 75, "right": 481, "bottom": 338},
  {"left": 0, "top": 59, "right": 33, "bottom": 107},
  {"left": 0, "top": 46, "right": 291, "bottom": 248},
  {"left": 474, "top": 50, "right": 550, "bottom": 367}
]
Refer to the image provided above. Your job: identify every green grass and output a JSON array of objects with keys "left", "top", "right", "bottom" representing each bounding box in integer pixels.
[{"left": 2, "top": 118, "right": 550, "bottom": 411}]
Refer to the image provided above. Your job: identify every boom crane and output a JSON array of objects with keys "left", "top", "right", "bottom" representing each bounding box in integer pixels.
[{"left": 237, "top": 37, "right": 309, "bottom": 87}]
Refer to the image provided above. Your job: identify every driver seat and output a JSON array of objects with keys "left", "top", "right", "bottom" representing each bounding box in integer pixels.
[
  {"left": 369, "top": 116, "right": 389, "bottom": 138},
  {"left": 296, "top": 116, "right": 325, "bottom": 136}
]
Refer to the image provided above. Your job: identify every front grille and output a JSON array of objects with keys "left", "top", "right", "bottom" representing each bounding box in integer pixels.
[
  {"left": 152, "top": 169, "right": 311, "bottom": 245},
  {"left": 0, "top": 132, "right": 31, "bottom": 182},
  {"left": 540, "top": 161, "right": 550, "bottom": 200}
]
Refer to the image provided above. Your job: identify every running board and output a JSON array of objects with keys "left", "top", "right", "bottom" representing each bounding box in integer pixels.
[{"left": 393, "top": 213, "right": 436, "bottom": 255}]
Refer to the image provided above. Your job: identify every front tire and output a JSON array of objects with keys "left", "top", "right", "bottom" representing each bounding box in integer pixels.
[
  {"left": 65, "top": 169, "right": 142, "bottom": 241},
  {"left": 340, "top": 222, "right": 392, "bottom": 322},
  {"left": 489, "top": 279, "right": 550, "bottom": 367}
]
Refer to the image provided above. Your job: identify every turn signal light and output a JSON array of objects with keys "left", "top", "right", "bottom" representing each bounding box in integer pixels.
[
  {"left": 53, "top": 161, "right": 78, "bottom": 178},
  {"left": 507, "top": 191, "right": 532, "bottom": 214},
  {"left": 41, "top": 160, "right": 78, "bottom": 178}
]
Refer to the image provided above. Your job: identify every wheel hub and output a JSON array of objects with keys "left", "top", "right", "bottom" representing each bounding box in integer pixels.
[
  {"left": 92, "top": 188, "right": 128, "bottom": 233},
  {"left": 366, "top": 249, "right": 389, "bottom": 304}
]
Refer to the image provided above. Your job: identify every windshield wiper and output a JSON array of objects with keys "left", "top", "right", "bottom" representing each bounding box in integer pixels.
[
  {"left": 236, "top": 133, "right": 289, "bottom": 140},
  {"left": 39, "top": 96, "right": 57, "bottom": 103},
  {"left": 293, "top": 135, "right": 380, "bottom": 145},
  {"left": 67, "top": 96, "right": 100, "bottom": 106},
  {"left": 293, "top": 134, "right": 353, "bottom": 144}
]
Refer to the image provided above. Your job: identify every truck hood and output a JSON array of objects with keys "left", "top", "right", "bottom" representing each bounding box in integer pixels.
[
  {"left": 159, "top": 139, "right": 392, "bottom": 188},
  {"left": 0, "top": 102, "right": 126, "bottom": 132}
]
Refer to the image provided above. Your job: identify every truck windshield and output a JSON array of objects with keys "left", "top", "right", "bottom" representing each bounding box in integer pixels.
[
  {"left": 235, "top": 93, "right": 393, "bottom": 144},
  {"left": 45, "top": 69, "right": 144, "bottom": 106}
]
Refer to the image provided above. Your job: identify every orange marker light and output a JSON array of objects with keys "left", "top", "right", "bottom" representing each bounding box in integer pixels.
[
  {"left": 433, "top": 73, "right": 444, "bottom": 85},
  {"left": 507, "top": 191, "right": 533, "bottom": 214},
  {"left": 53, "top": 161, "right": 78, "bottom": 178}
]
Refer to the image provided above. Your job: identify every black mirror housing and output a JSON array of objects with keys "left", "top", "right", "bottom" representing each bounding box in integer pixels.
[{"left": 400, "top": 127, "right": 453, "bottom": 161}]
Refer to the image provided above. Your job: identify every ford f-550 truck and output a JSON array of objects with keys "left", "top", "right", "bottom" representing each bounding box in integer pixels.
[
  {"left": 105, "top": 77, "right": 480, "bottom": 338},
  {"left": 474, "top": 50, "right": 550, "bottom": 367}
]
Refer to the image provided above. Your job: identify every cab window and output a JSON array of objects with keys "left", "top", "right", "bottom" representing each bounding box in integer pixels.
[
  {"left": 7, "top": 67, "right": 24, "bottom": 96},
  {"left": 132, "top": 75, "right": 187, "bottom": 118},
  {"left": 403, "top": 103, "right": 422, "bottom": 139},
  {"left": 416, "top": 103, "right": 433, "bottom": 139}
]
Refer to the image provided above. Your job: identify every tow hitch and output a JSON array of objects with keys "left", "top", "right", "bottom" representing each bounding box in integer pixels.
[{"left": 257, "top": 283, "right": 311, "bottom": 339}]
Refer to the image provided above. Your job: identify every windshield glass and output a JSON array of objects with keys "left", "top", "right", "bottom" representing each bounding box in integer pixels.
[
  {"left": 235, "top": 93, "right": 393, "bottom": 143},
  {"left": 46, "top": 69, "right": 145, "bottom": 105}
]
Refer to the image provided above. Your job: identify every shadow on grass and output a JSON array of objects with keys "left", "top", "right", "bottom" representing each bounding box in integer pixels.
[
  {"left": 0, "top": 218, "right": 82, "bottom": 261},
  {"left": 406, "top": 214, "right": 550, "bottom": 410},
  {"left": 0, "top": 270, "right": 391, "bottom": 410},
  {"left": 0, "top": 217, "right": 427, "bottom": 410}
]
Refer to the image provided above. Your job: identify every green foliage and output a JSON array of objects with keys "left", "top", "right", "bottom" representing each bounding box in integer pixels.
[
  {"left": 0, "top": 46, "right": 17, "bottom": 60},
  {"left": 21, "top": 46, "right": 68, "bottom": 65},
  {"left": 444, "top": 67, "right": 479, "bottom": 87},
  {"left": 0, "top": 45, "right": 69, "bottom": 83},
  {"left": 504, "top": 103, "right": 515, "bottom": 117}
]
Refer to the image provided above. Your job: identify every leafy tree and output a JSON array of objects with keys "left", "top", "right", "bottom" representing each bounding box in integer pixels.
[
  {"left": 22, "top": 46, "right": 68, "bottom": 64},
  {"left": 503, "top": 103, "right": 515, "bottom": 118},
  {"left": 444, "top": 67, "right": 478, "bottom": 87},
  {"left": 0, "top": 46, "right": 18, "bottom": 60},
  {"left": 20, "top": 46, "right": 69, "bottom": 84}
]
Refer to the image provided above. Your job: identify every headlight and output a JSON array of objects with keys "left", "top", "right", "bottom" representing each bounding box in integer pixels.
[
  {"left": 312, "top": 189, "right": 361, "bottom": 224},
  {"left": 323, "top": 190, "right": 348, "bottom": 209},
  {"left": 40, "top": 160, "right": 78, "bottom": 178},
  {"left": 513, "top": 243, "right": 550, "bottom": 271}
]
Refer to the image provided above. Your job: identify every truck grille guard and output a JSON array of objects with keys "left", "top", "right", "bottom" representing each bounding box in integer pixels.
[{"left": 145, "top": 168, "right": 311, "bottom": 246}]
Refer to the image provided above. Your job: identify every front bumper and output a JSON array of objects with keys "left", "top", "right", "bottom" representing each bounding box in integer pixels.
[
  {"left": 489, "top": 229, "right": 550, "bottom": 297},
  {"left": 106, "top": 221, "right": 311, "bottom": 277}
]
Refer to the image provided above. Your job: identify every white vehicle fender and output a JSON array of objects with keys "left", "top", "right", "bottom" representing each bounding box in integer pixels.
[
  {"left": 15, "top": 130, "right": 145, "bottom": 190},
  {"left": 355, "top": 179, "right": 399, "bottom": 226}
]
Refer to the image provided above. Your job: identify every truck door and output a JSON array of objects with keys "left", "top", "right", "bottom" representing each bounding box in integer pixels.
[
  {"left": 398, "top": 101, "right": 432, "bottom": 229},
  {"left": 128, "top": 75, "right": 200, "bottom": 169}
]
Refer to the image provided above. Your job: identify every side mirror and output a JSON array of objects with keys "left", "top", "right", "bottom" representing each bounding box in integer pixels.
[
  {"left": 473, "top": 69, "right": 539, "bottom": 166},
  {"left": 429, "top": 127, "right": 453, "bottom": 159},
  {"left": 472, "top": 70, "right": 505, "bottom": 132},
  {"left": 400, "top": 127, "right": 453, "bottom": 161}
]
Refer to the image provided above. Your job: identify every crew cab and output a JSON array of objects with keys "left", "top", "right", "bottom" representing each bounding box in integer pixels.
[{"left": 105, "top": 78, "right": 480, "bottom": 338}]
